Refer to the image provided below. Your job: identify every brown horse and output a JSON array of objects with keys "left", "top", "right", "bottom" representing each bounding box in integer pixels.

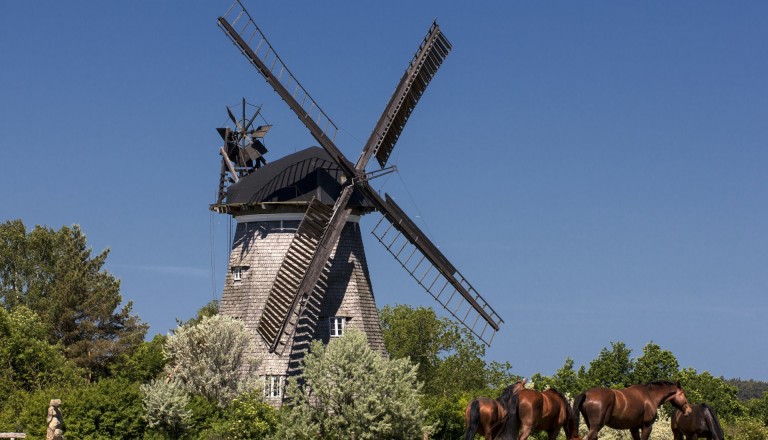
[
  {"left": 464, "top": 383, "right": 517, "bottom": 440},
  {"left": 671, "top": 403, "right": 724, "bottom": 440},
  {"left": 573, "top": 381, "right": 692, "bottom": 440},
  {"left": 500, "top": 379, "right": 581, "bottom": 440}
]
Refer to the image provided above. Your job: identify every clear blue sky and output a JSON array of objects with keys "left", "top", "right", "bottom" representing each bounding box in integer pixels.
[{"left": 2, "top": 2, "right": 766, "bottom": 381}]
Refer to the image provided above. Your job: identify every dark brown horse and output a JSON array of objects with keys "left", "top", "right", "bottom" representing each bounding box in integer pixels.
[
  {"left": 465, "top": 383, "right": 517, "bottom": 440},
  {"left": 573, "top": 381, "right": 692, "bottom": 440},
  {"left": 671, "top": 403, "right": 724, "bottom": 440},
  {"left": 500, "top": 379, "right": 581, "bottom": 440}
]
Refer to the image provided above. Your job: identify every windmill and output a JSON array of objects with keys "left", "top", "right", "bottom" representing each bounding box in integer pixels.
[{"left": 213, "top": 1, "right": 504, "bottom": 402}]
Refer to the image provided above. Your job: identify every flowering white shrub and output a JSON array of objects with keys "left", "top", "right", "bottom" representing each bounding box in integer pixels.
[
  {"left": 576, "top": 411, "right": 673, "bottom": 440},
  {"left": 164, "top": 314, "right": 260, "bottom": 407}
]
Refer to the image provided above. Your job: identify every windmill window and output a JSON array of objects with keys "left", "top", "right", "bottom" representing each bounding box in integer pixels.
[
  {"left": 264, "top": 374, "right": 284, "bottom": 399},
  {"left": 231, "top": 266, "right": 249, "bottom": 282},
  {"left": 329, "top": 316, "right": 346, "bottom": 338},
  {"left": 257, "top": 220, "right": 300, "bottom": 232}
]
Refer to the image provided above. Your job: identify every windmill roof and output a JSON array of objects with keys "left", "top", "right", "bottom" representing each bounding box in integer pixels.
[{"left": 224, "top": 146, "right": 373, "bottom": 209}]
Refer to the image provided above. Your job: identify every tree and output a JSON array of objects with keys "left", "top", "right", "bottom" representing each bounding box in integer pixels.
[
  {"left": 551, "top": 357, "right": 582, "bottom": 397},
  {"left": 379, "top": 304, "right": 514, "bottom": 397},
  {"left": 580, "top": 341, "right": 635, "bottom": 389},
  {"left": 113, "top": 334, "right": 167, "bottom": 383},
  {"left": 723, "top": 417, "right": 768, "bottom": 440},
  {"left": 677, "top": 368, "right": 744, "bottom": 421},
  {"left": 379, "top": 305, "right": 515, "bottom": 440},
  {"left": 205, "top": 390, "right": 277, "bottom": 439},
  {"left": 744, "top": 392, "right": 768, "bottom": 426},
  {"left": 273, "top": 329, "right": 427, "bottom": 439},
  {"left": 633, "top": 342, "right": 679, "bottom": 384},
  {"left": 0, "top": 220, "right": 147, "bottom": 379},
  {"left": 176, "top": 300, "right": 219, "bottom": 327},
  {"left": 65, "top": 377, "right": 146, "bottom": 440},
  {"left": 379, "top": 305, "right": 446, "bottom": 390},
  {"left": 0, "top": 305, "right": 84, "bottom": 398},
  {"left": 163, "top": 314, "right": 259, "bottom": 407},
  {"left": 0, "top": 385, "right": 60, "bottom": 438},
  {"left": 726, "top": 378, "right": 768, "bottom": 401}
]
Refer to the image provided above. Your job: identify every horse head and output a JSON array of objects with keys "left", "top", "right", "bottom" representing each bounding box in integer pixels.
[
  {"left": 512, "top": 378, "right": 527, "bottom": 393},
  {"left": 670, "top": 382, "right": 693, "bottom": 415}
]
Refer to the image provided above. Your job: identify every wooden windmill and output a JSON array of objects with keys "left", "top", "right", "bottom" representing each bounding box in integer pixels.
[{"left": 212, "top": 1, "right": 504, "bottom": 402}]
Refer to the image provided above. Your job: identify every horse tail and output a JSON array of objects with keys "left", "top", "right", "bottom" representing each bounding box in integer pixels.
[
  {"left": 702, "top": 403, "right": 725, "bottom": 440},
  {"left": 499, "top": 391, "right": 519, "bottom": 440},
  {"left": 558, "top": 390, "right": 579, "bottom": 439},
  {"left": 572, "top": 392, "right": 586, "bottom": 431},
  {"left": 465, "top": 399, "right": 481, "bottom": 440}
]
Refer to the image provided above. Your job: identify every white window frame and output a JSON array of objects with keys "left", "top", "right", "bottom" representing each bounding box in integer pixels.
[
  {"left": 264, "top": 375, "right": 284, "bottom": 399},
  {"left": 232, "top": 266, "right": 243, "bottom": 282},
  {"left": 329, "top": 316, "right": 345, "bottom": 338}
]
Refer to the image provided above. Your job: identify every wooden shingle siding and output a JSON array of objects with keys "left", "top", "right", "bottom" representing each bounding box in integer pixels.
[{"left": 220, "top": 217, "right": 385, "bottom": 406}]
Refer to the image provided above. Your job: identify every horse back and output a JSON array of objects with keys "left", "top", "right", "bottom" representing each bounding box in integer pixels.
[
  {"left": 466, "top": 397, "right": 506, "bottom": 437},
  {"left": 583, "top": 387, "right": 646, "bottom": 429},
  {"left": 541, "top": 389, "right": 570, "bottom": 425}
]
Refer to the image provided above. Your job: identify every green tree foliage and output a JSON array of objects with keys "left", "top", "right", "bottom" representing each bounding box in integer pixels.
[
  {"left": 204, "top": 390, "right": 277, "bottom": 439},
  {"left": 0, "top": 219, "right": 147, "bottom": 379},
  {"left": 273, "top": 329, "right": 427, "bottom": 440},
  {"left": 677, "top": 367, "right": 744, "bottom": 421},
  {"left": 0, "top": 385, "right": 65, "bottom": 438},
  {"left": 113, "top": 334, "right": 167, "bottom": 383},
  {"left": 380, "top": 305, "right": 515, "bottom": 439},
  {"left": 723, "top": 416, "right": 768, "bottom": 440},
  {"left": 633, "top": 342, "right": 679, "bottom": 384},
  {"left": 0, "top": 305, "right": 84, "bottom": 397},
  {"left": 163, "top": 314, "right": 260, "bottom": 408},
  {"left": 580, "top": 341, "right": 635, "bottom": 389},
  {"left": 177, "top": 300, "right": 219, "bottom": 327},
  {"left": 65, "top": 377, "right": 146, "bottom": 439},
  {"left": 379, "top": 305, "right": 514, "bottom": 397},
  {"left": 551, "top": 357, "right": 581, "bottom": 397},
  {"left": 744, "top": 392, "right": 768, "bottom": 426},
  {"left": 726, "top": 378, "right": 768, "bottom": 401},
  {"left": 379, "top": 305, "right": 449, "bottom": 391}
]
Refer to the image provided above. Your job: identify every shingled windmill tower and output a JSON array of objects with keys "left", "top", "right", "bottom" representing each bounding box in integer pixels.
[{"left": 212, "top": 1, "right": 504, "bottom": 405}]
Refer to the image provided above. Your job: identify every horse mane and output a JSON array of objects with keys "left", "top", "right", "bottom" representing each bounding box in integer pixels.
[{"left": 498, "top": 384, "right": 515, "bottom": 405}]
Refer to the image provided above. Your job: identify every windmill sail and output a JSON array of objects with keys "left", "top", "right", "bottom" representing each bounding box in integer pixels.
[
  {"left": 218, "top": 0, "right": 504, "bottom": 351},
  {"left": 369, "top": 193, "right": 503, "bottom": 345},
  {"left": 218, "top": 2, "right": 354, "bottom": 177},
  {"left": 359, "top": 22, "right": 452, "bottom": 170},
  {"left": 257, "top": 198, "right": 332, "bottom": 352}
]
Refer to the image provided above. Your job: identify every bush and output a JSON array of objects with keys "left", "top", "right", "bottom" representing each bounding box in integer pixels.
[
  {"left": 723, "top": 416, "right": 768, "bottom": 440},
  {"left": 576, "top": 411, "right": 673, "bottom": 439},
  {"left": 272, "top": 330, "right": 427, "bottom": 439},
  {"left": 204, "top": 390, "right": 277, "bottom": 439},
  {"left": 0, "top": 387, "right": 62, "bottom": 438},
  {"left": 65, "top": 377, "right": 146, "bottom": 440},
  {"left": 164, "top": 314, "right": 259, "bottom": 407},
  {"left": 142, "top": 379, "right": 191, "bottom": 439}
]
